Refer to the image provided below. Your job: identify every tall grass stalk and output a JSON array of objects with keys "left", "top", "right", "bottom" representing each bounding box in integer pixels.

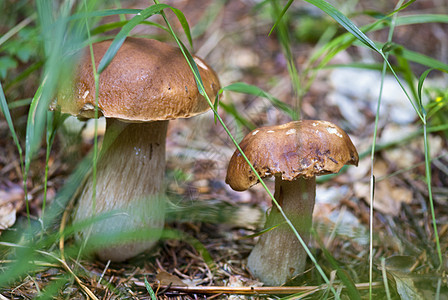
[
  {"left": 418, "top": 68, "right": 443, "bottom": 266},
  {"left": 368, "top": 0, "right": 405, "bottom": 296},
  {"left": 151, "top": 1, "right": 337, "bottom": 295}
]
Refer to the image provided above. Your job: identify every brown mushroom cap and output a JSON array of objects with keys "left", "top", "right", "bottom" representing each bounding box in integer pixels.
[
  {"left": 56, "top": 37, "right": 220, "bottom": 121},
  {"left": 225, "top": 120, "right": 359, "bottom": 191}
]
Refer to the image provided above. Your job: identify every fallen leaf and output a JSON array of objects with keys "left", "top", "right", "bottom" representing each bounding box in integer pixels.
[
  {"left": 155, "top": 271, "right": 187, "bottom": 287},
  {"left": 353, "top": 159, "right": 412, "bottom": 215}
]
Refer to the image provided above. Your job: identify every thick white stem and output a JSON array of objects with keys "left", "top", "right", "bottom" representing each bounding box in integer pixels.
[
  {"left": 247, "top": 176, "right": 316, "bottom": 285},
  {"left": 73, "top": 119, "right": 168, "bottom": 261}
]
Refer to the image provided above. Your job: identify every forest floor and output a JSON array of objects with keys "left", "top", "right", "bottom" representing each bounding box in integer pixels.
[{"left": 1, "top": 0, "right": 448, "bottom": 299}]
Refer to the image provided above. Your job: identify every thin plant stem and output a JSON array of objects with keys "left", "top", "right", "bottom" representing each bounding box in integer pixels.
[
  {"left": 0, "top": 14, "right": 35, "bottom": 46},
  {"left": 380, "top": 258, "right": 392, "bottom": 300},
  {"left": 369, "top": 1, "right": 404, "bottom": 297},
  {"left": 42, "top": 135, "right": 51, "bottom": 217},
  {"left": 423, "top": 121, "right": 442, "bottom": 266},
  {"left": 153, "top": 1, "right": 337, "bottom": 296}
]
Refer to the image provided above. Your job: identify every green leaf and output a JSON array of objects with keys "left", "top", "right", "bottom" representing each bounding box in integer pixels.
[{"left": 97, "top": 4, "right": 170, "bottom": 73}]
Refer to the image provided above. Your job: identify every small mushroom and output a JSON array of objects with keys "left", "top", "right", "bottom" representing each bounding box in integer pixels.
[
  {"left": 226, "top": 120, "right": 358, "bottom": 285},
  {"left": 55, "top": 38, "right": 220, "bottom": 261}
]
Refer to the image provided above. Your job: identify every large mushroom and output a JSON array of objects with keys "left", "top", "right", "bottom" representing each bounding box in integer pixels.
[
  {"left": 55, "top": 37, "right": 220, "bottom": 261},
  {"left": 226, "top": 120, "right": 358, "bottom": 285}
]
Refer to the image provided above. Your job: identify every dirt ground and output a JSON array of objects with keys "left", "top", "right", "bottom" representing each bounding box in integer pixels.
[{"left": 1, "top": 0, "right": 448, "bottom": 299}]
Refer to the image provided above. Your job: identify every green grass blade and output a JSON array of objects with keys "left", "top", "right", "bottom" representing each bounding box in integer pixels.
[
  {"left": 67, "top": 8, "right": 142, "bottom": 21},
  {"left": 391, "top": 44, "right": 448, "bottom": 72},
  {"left": 307, "top": 13, "right": 448, "bottom": 76},
  {"left": 268, "top": 0, "right": 293, "bottom": 36},
  {"left": 91, "top": 20, "right": 168, "bottom": 36},
  {"left": 24, "top": 81, "right": 45, "bottom": 175},
  {"left": 304, "top": 0, "right": 378, "bottom": 51},
  {"left": 145, "top": 277, "right": 157, "bottom": 300},
  {"left": 219, "top": 101, "right": 256, "bottom": 130},
  {"left": 418, "top": 69, "right": 442, "bottom": 267},
  {"left": 97, "top": 4, "right": 170, "bottom": 73},
  {"left": 313, "top": 229, "right": 361, "bottom": 299},
  {"left": 24, "top": 82, "right": 48, "bottom": 223},
  {"left": 221, "top": 82, "right": 296, "bottom": 119},
  {"left": 169, "top": 7, "right": 193, "bottom": 49},
  {"left": 0, "top": 82, "right": 23, "bottom": 163},
  {"left": 43, "top": 110, "right": 68, "bottom": 217},
  {"left": 418, "top": 69, "right": 433, "bottom": 112},
  {"left": 395, "top": 14, "right": 448, "bottom": 26}
]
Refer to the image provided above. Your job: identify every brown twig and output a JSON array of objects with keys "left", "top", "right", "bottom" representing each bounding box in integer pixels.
[{"left": 152, "top": 281, "right": 382, "bottom": 295}]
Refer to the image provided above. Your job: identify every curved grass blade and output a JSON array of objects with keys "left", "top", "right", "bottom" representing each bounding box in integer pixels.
[
  {"left": 269, "top": 0, "right": 293, "bottom": 36},
  {"left": 390, "top": 44, "right": 448, "bottom": 72},
  {"left": 240, "top": 222, "right": 285, "bottom": 240},
  {"left": 417, "top": 69, "right": 442, "bottom": 267},
  {"left": 222, "top": 82, "right": 296, "bottom": 119},
  {"left": 0, "top": 83, "right": 23, "bottom": 164},
  {"left": 145, "top": 277, "right": 157, "bottom": 300},
  {"left": 43, "top": 110, "right": 68, "bottom": 217},
  {"left": 91, "top": 20, "right": 168, "bottom": 36},
  {"left": 218, "top": 101, "right": 256, "bottom": 130},
  {"left": 67, "top": 8, "right": 142, "bottom": 21},
  {"left": 169, "top": 7, "right": 193, "bottom": 48},
  {"left": 97, "top": 4, "right": 170, "bottom": 73},
  {"left": 304, "top": 0, "right": 378, "bottom": 51},
  {"left": 395, "top": 13, "right": 448, "bottom": 26},
  {"left": 96, "top": 3, "right": 193, "bottom": 74}
]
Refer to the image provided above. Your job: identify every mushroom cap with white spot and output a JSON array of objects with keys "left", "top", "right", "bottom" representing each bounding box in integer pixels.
[
  {"left": 225, "top": 120, "right": 359, "bottom": 191},
  {"left": 55, "top": 38, "right": 220, "bottom": 122}
]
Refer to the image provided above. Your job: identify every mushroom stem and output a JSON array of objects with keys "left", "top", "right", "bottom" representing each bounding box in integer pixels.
[
  {"left": 73, "top": 118, "right": 168, "bottom": 261},
  {"left": 247, "top": 176, "right": 315, "bottom": 286}
]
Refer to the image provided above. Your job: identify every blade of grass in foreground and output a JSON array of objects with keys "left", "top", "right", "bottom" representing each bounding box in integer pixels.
[
  {"left": 418, "top": 69, "right": 442, "bottom": 267},
  {"left": 97, "top": 3, "right": 192, "bottom": 74},
  {"left": 154, "top": 3, "right": 338, "bottom": 297},
  {"left": 221, "top": 82, "right": 296, "bottom": 119},
  {"left": 0, "top": 83, "right": 23, "bottom": 168},
  {"left": 96, "top": 4, "right": 171, "bottom": 73}
]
